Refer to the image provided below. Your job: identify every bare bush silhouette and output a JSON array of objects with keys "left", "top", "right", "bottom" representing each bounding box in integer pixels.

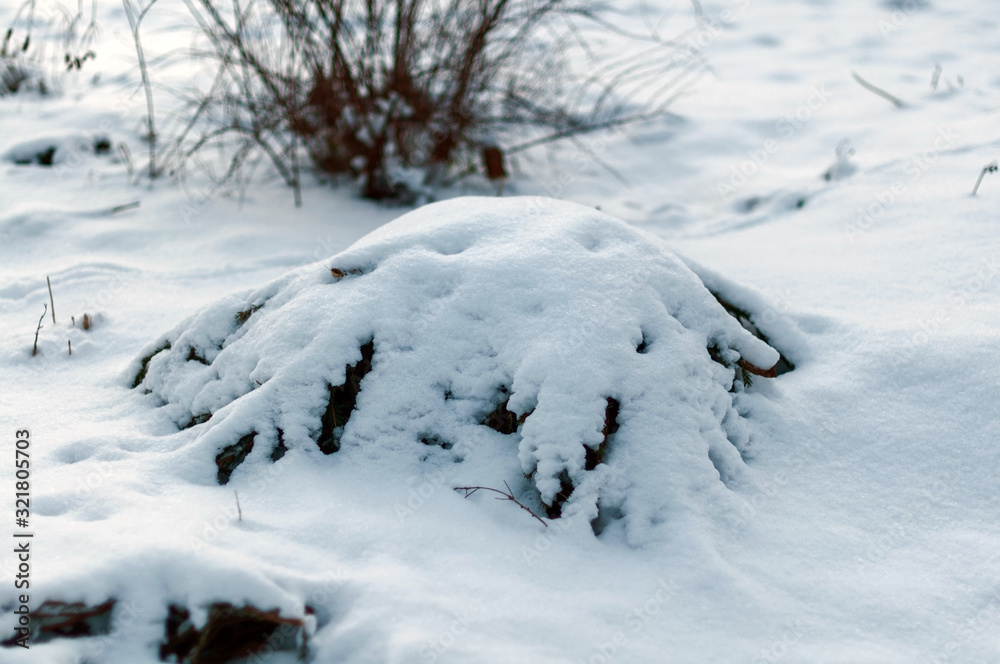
[
  {"left": 166, "top": 0, "right": 698, "bottom": 201},
  {"left": 1, "top": 0, "right": 98, "bottom": 96}
]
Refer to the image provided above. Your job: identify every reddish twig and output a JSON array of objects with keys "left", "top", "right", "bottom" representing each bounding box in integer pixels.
[
  {"left": 454, "top": 481, "right": 547, "bottom": 527},
  {"left": 737, "top": 358, "right": 777, "bottom": 378}
]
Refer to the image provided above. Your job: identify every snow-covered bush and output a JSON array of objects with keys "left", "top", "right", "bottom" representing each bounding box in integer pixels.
[{"left": 130, "top": 197, "right": 783, "bottom": 541}]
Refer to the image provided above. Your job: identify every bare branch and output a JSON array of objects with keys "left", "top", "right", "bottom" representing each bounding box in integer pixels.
[
  {"left": 31, "top": 303, "right": 47, "bottom": 357},
  {"left": 454, "top": 482, "right": 548, "bottom": 527}
]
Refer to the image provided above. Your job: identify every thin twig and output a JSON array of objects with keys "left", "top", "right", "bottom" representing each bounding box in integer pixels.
[
  {"left": 118, "top": 142, "right": 134, "bottom": 179},
  {"left": 971, "top": 160, "right": 998, "bottom": 196},
  {"left": 31, "top": 304, "right": 46, "bottom": 356},
  {"left": 454, "top": 482, "right": 548, "bottom": 527},
  {"left": 46, "top": 275, "right": 55, "bottom": 324},
  {"left": 234, "top": 489, "right": 242, "bottom": 522},
  {"left": 569, "top": 135, "right": 628, "bottom": 187},
  {"left": 851, "top": 70, "right": 904, "bottom": 108},
  {"left": 110, "top": 201, "right": 141, "bottom": 214},
  {"left": 122, "top": 0, "right": 159, "bottom": 179}
]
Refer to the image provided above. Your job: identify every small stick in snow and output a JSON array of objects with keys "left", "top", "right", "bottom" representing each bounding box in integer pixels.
[
  {"left": 68, "top": 339, "right": 72, "bottom": 356},
  {"left": 32, "top": 304, "right": 47, "bottom": 357},
  {"left": 454, "top": 482, "right": 548, "bottom": 527},
  {"left": 851, "top": 71, "right": 904, "bottom": 108},
  {"left": 46, "top": 276, "right": 56, "bottom": 324},
  {"left": 109, "top": 201, "right": 140, "bottom": 215},
  {"left": 119, "top": 142, "right": 134, "bottom": 180},
  {"left": 971, "top": 161, "right": 998, "bottom": 196},
  {"left": 235, "top": 490, "right": 242, "bottom": 522}
]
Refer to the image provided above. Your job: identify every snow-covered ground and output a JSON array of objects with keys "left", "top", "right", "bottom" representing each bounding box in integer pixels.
[{"left": 2, "top": 0, "right": 999, "bottom": 662}]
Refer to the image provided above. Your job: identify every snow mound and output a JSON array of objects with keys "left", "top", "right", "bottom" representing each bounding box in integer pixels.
[
  {"left": 3, "top": 131, "right": 110, "bottom": 166},
  {"left": 131, "top": 196, "right": 781, "bottom": 542}
]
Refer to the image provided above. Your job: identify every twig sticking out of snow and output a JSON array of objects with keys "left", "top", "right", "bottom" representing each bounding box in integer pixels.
[
  {"left": 454, "top": 482, "right": 548, "bottom": 528},
  {"left": 851, "top": 71, "right": 904, "bottom": 108},
  {"left": 122, "top": 0, "right": 160, "bottom": 179},
  {"left": 32, "top": 304, "right": 47, "bottom": 356},
  {"left": 46, "top": 276, "right": 56, "bottom": 324},
  {"left": 234, "top": 490, "right": 242, "bottom": 522},
  {"left": 118, "top": 143, "right": 134, "bottom": 180},
  {"left": 971, "top": 161, "right": 998, "bottom": 196}
]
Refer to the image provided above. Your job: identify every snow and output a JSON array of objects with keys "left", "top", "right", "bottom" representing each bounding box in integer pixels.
[
  {"left": 132, "top": 195, "right": 780, "bottom": 546},
  {"left": 2, "top": 0, "right": 1000, "bottom": 662}
]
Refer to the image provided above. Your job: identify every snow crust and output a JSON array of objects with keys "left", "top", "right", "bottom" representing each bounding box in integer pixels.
[{"left": 134, "top": 196, "right": 779, "bottom": 542}]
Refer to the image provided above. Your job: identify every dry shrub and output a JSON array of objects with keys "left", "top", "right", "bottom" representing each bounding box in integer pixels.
[
  {"left": 1, "top": 0, "right": 98, "bottom": 96},
  {"left": 171, "top": 0, "right": 697, "bottom": 201}
]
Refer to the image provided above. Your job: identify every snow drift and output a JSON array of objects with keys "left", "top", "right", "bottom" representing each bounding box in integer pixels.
[{"left": 130, "top": 196, "right": 782, "bottom": 543}]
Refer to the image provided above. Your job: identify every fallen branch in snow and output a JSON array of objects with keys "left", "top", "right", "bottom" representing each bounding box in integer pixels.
[
  {"left": 851, "top": 71, "right": 904, "bottom": 108},
  {"left": 971, "top": 160, "right": 998, "bottom": 196},
  {"left": 454, "top": 482, "right": 548, "bottom": 528},
  {"left": 78, "top": 201, "right": 141, "bottom": 218},
  {"left": 31, "top": 304, "right": 47, "bottom": 356},
  {"left": 109, "top": 201, "right": 141, "bottom": 215}
]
